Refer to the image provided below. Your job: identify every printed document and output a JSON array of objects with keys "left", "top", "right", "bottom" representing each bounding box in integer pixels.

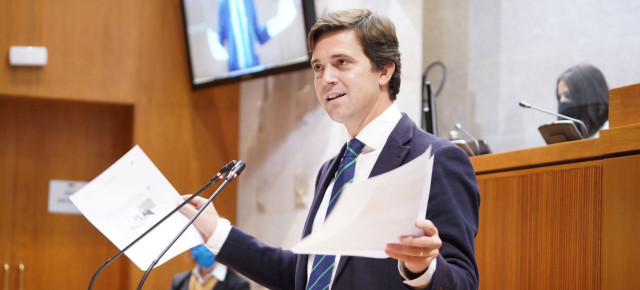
[
  {"left": 70, "top": 145, "right": 203, "bottom": 270},
  {"left": 291, "top": 147, "right": 434, "bottom": 258}
]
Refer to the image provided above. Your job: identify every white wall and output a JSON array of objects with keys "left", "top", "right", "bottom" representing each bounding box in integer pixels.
[{"left": 425, "top": 0, "right": 640, "bottom": 152}]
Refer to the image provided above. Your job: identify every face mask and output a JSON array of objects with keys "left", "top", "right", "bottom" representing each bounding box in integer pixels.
[
  {"left": 191, "top": 244, "right": 216, "bottom": 269},
  {"left": 558, "top": 102, "right": 578, "bottom": 120}
]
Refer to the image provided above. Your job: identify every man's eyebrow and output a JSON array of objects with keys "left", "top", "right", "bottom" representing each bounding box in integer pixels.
[{"left": 310, "top": 54, "right": 352, "bottom": 65}]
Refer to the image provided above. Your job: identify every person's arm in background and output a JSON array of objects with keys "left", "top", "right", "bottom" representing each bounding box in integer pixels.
[
  {"left": 251, "top": 0, "right": 297, "bottom": 44},
  {"left": 266, "top": 0, "right": 297, "bottom": 38}
]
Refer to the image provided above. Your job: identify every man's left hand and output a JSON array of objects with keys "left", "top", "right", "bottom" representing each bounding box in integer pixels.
[{"left": 385, "top": 219, "right": 442, "bottom": 274}]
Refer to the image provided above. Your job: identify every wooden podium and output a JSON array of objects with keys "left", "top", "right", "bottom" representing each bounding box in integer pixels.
[{"left": 470, "top": 83, "right": 640, "bottom": 289}]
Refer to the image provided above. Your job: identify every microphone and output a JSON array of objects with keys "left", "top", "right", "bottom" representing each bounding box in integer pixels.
[
  {"left": 224, "top": 160, "right": 247, "bottom": 180},
  {"left": 88, "top": 160, "right": 237, "bottom": 290},
  {"left": 136, "top": 161, "right": 247, "bottom": 290},
  {"left": 455, "top": 123, "right": 481, "bottom": 156},
  {"left": 211, "top": 160, "right": 238, "bottom": 183},
  {"left": 449, "top": 130, "right": 475, "bottom": 156},
  {"left": 518, "top": 101, "right": 588, "bottom": 139}
]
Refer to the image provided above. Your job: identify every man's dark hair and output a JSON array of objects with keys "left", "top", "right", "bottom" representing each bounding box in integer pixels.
[{"left": 308, "top": 8, "right": 401, "bottom": 100}]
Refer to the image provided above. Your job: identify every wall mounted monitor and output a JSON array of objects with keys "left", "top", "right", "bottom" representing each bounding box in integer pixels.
[{"left": 181, "top": 0, "right": 316, "bottom": 88}]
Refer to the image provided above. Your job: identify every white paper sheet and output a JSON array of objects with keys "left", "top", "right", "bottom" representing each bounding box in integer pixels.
[
  {"left": 290, "top": 147, "right": 434, "bottom": 258},
  {"left": 70, "top": 145, "right": 203, "bottom": 270}
]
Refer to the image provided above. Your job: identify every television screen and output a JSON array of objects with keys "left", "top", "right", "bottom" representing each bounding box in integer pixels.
[{"left": 181, "top": 0, "right": 316, "bottom": 88}]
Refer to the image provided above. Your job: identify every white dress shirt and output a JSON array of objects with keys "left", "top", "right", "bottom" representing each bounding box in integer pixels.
[{"left": 206, "top": 103, "right": 435, "bottom": 288}]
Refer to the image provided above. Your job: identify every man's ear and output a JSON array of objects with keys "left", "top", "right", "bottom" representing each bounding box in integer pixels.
[{"left": 378, "top": 63, "right": 395, "bottom": 86}]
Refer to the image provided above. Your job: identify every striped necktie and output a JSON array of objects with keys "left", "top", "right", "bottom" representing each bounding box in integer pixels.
[{"left": 307, "top": 138, "right": 365, "bottom": 290}]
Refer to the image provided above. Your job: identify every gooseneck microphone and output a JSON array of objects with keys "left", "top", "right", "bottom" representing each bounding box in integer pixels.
[
  {"left": 224, "top": 160, "right": 247, "bottom": 181},
  {"left": 88, "top": 160, "right": 237, "bottom": 290},
  {"left": 455, "top": 123, "right": 480, "bottom": 156},
  {"left": 518, "top": 101, "right": 588, "bottom": 139},
  {"left": 136, "top": 161, "right": 247, "bottom": 290}
]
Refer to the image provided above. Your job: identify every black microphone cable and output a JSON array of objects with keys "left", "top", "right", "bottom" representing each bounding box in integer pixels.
[
  {"left": 136, "top": 161, "right": 246, "bottom": 290},
  {"left": 421, "top": 61, "right": 447, "bottom": 135},
  {"left": 87, "top": 160, "right": 237, "bottom": 290}
]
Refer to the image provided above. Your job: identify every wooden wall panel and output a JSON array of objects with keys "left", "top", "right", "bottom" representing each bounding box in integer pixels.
[
  {"left": 602, "top": 154, "right": 640, "bottom": 288},
  {"left": 132, "top": 97, "right": 239, "bottom": 223},
  {"left": 1, "top": 0, "right": 143, "bottom": 103},
  {"left": 133, "top": 0, "right": 193, "bottom": 106},
  {"left": 38, "top": 0, "right": 144, "bottom": 102},
  {"left": 128, "top": 86, "right": 240, "bottom": 290},
  {"left": 608, "top": 83, "right": 640, "bottom": 128},
  {"left": 476, "top": 162, "right": 602, "bottom": 289},
  {"left": 0, "top": 96, "right": 133, "bottom": 289},
  {"left": 0, "top": 96, "right": 19, "bottom": 286},
  {"left": 1, "top": 0, "right": 241, "bottom": 288}
]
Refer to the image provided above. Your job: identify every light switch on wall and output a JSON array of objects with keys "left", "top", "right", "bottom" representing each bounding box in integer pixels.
[{"left": 9, "top": 46, "right": 48, "bottom": 66}]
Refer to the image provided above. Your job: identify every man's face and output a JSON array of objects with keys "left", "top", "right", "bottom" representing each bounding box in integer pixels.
[{"left": 310, "top": 29, "right": 393, "bottom": 136}]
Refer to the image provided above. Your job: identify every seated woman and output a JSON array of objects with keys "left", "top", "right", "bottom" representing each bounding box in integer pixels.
[{"left": 556, "top": 64, "right": 609, "bottom": 138}]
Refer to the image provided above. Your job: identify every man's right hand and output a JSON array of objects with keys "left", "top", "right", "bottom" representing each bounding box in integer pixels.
[{"left": 179, "top": 195, "right": 220, "bottom": 241}]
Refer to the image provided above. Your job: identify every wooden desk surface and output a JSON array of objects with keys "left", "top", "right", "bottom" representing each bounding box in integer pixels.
[
  {"left": 470, "top": 123, "right": 640, "bottom": 174},
  {"left": 472, "top": 83, "right": 640, "bottom": 174}
]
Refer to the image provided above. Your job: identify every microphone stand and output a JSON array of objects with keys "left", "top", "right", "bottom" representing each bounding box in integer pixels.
[
  {"left": 421, "top": 61, "right": 447, "bottom": 136},
  {"left": 455, "top": 123, "right": 480, "bottom": 156},
  {"left": 421, "top": 80, "right": 436, "bottom": 135},
  {"left": 519, "top": 101, "right": 589, "bottom": 139},
  {"left": 136, "top": 161, "right": 246, "bottom": 290},
  {"left": 87, "top": 161, "right": 237, "bottom": 290}
]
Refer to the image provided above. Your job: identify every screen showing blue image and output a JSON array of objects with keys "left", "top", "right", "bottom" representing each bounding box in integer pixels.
[{"left": 182, "top": 0, "right": 315, "bottom": 88}]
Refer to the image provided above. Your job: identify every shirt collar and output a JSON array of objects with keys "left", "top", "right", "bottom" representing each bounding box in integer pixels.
[
  {"left": 353, "top": 103, "right": 402, "bottom": 152},
  {"left": 192, "top": 263, "right": 228, "bottom": 284}
]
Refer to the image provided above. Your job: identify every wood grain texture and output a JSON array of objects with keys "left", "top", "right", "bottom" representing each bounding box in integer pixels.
[
  {"left": 608, "top": 83, "right": 640, "bottom": 128},
  {"left": 1, "top": 0, "right": 241, "bottom": 288},
  {"left": 471, "top": 120, "right": 640, "bottom": 174},
  {"left": 476, "top": 162, "right": 602, "bottom": 289},
  {"left": 473, "top": 84, "right": 640, "bottom": 289},
  {"left": 471, "top": 83, "right": 640, "bottom": 174},
  {"left": 602, "top": 155, "right": 640, "bottom": 288},
  {"left": 471, "top": 137, "right": 600, "bottom": 174},
  {"left": 0, "top": 96, "right": 133, "bottom": 290}
]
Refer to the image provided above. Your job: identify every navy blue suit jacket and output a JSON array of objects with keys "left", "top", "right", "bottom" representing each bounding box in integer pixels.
[{"left": 216, "top": 114, "right": 480, "bottom": 289}]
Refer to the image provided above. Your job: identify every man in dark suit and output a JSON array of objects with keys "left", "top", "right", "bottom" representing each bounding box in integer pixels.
[
  {"left": 171, "top": 244, "right": 250, "bottom": 290},
  {"left": 180, "top": 8, "right": 480, "bottom": 289}
]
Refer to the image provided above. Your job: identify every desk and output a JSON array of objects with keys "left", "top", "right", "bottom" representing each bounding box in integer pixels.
[{"left": 471, "top": 83, "right": 640, "bottom": 289}]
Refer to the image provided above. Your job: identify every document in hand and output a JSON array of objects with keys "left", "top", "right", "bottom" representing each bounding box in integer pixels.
[
  {"left": 69, "top": 145, "right": 203, "bottom": 270},
  {"left": 290, "top": 147, "right": 434, "bottom": 258}
]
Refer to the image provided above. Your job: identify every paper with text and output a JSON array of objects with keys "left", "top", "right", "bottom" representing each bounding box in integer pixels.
[
  {"left": 290, "top": 147, "right": 434, "bottom": 258},
  {"left": 70, "top": 145, "right": 203, "bottom": 270}
]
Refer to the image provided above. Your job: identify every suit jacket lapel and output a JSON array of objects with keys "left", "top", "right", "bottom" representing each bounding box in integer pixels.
[
  {"left": 370, "top": 114, "right": 414, "bottom": 178},
  {"left": 333, "top": 114, "right": 414, "bottom": 279}
]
